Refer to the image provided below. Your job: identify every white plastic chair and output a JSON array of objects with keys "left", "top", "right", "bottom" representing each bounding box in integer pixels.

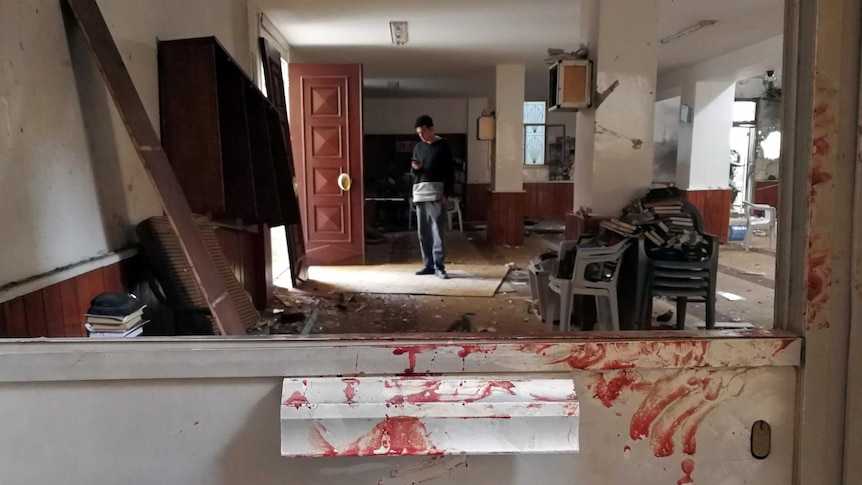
[
  {"left": 742, "top": 201, "right": 776, "bottom": 252},
  {"left": 447, "top": 197, "right": 464, "bottom": 232},
  {"left": 408, "top": 197, "right": 462, "bottom": 232},
  {"left": 408, "top": 198, "right": 417, "bottom": 230},
  {"left": 547, "top": 239, "right": 631, "bottom": 331}
]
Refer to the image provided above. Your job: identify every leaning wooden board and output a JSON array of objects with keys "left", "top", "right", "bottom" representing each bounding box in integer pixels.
[{"left": 61, "top": 0, "right": 245, "bottom": 335}]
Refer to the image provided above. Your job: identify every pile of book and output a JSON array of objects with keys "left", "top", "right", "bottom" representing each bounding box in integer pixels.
[
  {"left": 590, "top": 187, "right": 709, "bottom": 261},
  {"left": 85, "top": 293, "right": 147, "bottom": 338}
]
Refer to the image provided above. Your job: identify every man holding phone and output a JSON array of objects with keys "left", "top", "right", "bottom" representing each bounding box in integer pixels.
[{"left": 411, "top": 115, "right": 455, "bottom": 279}]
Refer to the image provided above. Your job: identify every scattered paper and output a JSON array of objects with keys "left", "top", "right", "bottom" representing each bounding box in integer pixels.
[{"left": 717, "top": 291, "right": 745, "bottom": 301}]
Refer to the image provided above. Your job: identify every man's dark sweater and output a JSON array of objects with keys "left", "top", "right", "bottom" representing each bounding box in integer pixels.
[{"left": 412, "top": 137, "right": 455, "bottom": 202}]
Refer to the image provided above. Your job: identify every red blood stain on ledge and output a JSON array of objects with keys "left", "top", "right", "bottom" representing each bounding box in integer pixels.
[
  {"left": 342, "top": 378, "right": 359, "bottom": 404},
  {"left": 310, "top": 417, "right": 442, "bottom": 456},
  {"left": 677, "top": 459, "right": 695, "bottom": 484},
  {"left": 385, "top": 379, "right": 515, "bottom": 406},
  {"left": 391, "top": 345, "right": 439, "bottom": 374},
  {"left": 284, "top": 391, "right": 310, "bottom": 409}
]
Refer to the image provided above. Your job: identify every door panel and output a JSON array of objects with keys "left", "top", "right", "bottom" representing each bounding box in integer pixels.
[
  {"left": 289, "top": 64, "right": 364, "bottom": 266},
  {"left": 259, "top": 37, "right": 307, "bottom": 283}
]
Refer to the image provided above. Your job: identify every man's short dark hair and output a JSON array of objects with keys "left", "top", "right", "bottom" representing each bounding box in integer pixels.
[{"left": 415, "top": 115, "right": 434, "bottom": 129}]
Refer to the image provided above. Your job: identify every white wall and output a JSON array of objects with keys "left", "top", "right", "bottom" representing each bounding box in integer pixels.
[
  {"left": 657, "top": 35, "right": 784, "bottom": 100},
  {"left": 0, "top": 0, "right": 251, "bottom": 288},
  {"left": 546, "top": 111, "right": 577, "bottom": 138},
  {"left": 363, "top": 98, "right": 468, "bottom": 135},
  {"left": 653, "top": 97, "right": 680, "bottom": 183},
  {"left": 467, "top": 98, "right": 491, "bottom": 184},
  {"left": 0, "top": 336, "right": 801, "bottom": 485}
]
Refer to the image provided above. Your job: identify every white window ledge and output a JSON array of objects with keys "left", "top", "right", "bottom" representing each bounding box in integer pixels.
[
  {"left": 0, "top": 331, "right": 800, "bottom": 383},
  {"left": 281, "top": 376, "right": 579, "bottom": 457}
]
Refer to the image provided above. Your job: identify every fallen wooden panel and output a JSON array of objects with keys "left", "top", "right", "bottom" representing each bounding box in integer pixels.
[
  {"left": 61, "top": 0, "right": 244, "bottom": 335},
  {"left": 281, "top": 376, "right": 579, "bottom": 457}
]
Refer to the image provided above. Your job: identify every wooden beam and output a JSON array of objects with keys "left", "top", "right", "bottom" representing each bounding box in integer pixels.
[{"left": 60, "top": 0, "right": 244, "bottom": 335}]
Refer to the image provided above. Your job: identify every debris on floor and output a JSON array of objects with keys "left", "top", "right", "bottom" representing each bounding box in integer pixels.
[{"left": 271, "top": 225, "right": 776, "bottom": 334}]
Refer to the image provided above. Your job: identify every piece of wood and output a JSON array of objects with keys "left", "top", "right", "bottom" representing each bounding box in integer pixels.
[
  {"left": 41, "top": 285, "right": 66, "bottom": 337},
  {"left": 22, "top": 292, "right": 48, "bottom": 337},
  {"left": 260, "top": 37, "right": 306, "bottom": 284},
  {"left": 58, "top": 278, "right": 84, "bottom": 337},
  {"left": 3, "top": 298, "right": 27, "bottom": 338},
  {"left": 61, "top": 0, "right": 244, "bottom": 335}
]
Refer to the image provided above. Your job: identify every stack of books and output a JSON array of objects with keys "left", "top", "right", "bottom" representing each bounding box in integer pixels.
[
  {"left": 85, "top": 293, "right": 147, "bottom": 338},
  {"left": 599, "top": 218, "right": 639, "bottom": 238}
]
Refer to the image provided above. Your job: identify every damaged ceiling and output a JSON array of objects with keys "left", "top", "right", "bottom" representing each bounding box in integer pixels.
[{"left": 260, "top": 0, "right": 785, "bottom": 99}]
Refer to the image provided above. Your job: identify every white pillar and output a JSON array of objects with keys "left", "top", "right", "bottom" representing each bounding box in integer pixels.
[
  {"left": 676, "top": 77, "right": 736, "bottom": 190},
  {"left": 491, "top": 65, "right": 525, "bottom": 192},
  {"left": 487, "top": 65, "right": 526, "bottom": 246},
  {"left": 573, "top": 0, "right": 659, "bottom": 216}
]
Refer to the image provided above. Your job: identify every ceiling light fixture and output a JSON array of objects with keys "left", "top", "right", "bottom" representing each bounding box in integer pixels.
[
  {"left": 390, "top": 21, "right": 408, "bottom": 46},
  {"left": 660, "top": 20, "right": 718, "bottom": 45}
]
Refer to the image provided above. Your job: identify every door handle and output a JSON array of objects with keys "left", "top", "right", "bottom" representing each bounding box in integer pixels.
[{"left": 337, "top": 173, "right": 352, "bottom": 191}]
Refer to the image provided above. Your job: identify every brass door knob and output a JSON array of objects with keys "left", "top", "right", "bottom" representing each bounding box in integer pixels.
[{"left": 337, "top": 173, "right": 352, "bottom": 191}]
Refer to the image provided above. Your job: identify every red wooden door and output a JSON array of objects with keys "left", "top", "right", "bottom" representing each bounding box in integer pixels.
[{"left": 288, "top": 64, "right": 364, "bottom": 266}]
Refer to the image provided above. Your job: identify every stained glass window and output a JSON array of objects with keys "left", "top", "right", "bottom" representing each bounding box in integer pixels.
[{"left": 523, "top": 102, "right": 547, "bottom": 165}]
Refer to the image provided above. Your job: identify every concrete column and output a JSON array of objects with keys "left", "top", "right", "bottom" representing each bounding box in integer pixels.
[
  {"left": 676, "top": 77, "right": 736, "bottom": 190},
  {"left": 487, "top": 65, "right": 526, "bottom": 246},
  {"left": 572, "top": 0, "right": 658, "bottom": 218},
  {"left": 491, "top": 65, "right": 525, "bottom": 192},
  {"left": 674, "top": 74, "right": 735, "bottom": 241}
]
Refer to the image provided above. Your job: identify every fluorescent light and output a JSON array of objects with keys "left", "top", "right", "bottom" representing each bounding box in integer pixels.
[
  {"left": 390, "top": 21, "right": 408, "bottom": 46},
  {"left": 660, "top": 20, "right": 718, "bottom": 45}
]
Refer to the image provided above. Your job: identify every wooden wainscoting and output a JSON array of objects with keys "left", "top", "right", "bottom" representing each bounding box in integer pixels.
[
  {"left": 683, "top": 189, "right": 733, "bottom": 243},
  {"left": 466, "top": 183, "right": 491, "bottom": 221},
  {"left": 213, "top": 222, "right": 272, "bottom": 310},
  {"left": 487, "top": 191, "right": 526, "bottom": 246},
  {"left": 754, "top": 180, "right": 780, "bottom": 212},
  {"left": 524, "top": 183, "right": 573, "bottom": 221},
  {"left": 469, "top": 182, "right": 573, "bottom": 222},
  {"left": 0, "top": 263, "right": 127, "bottom": 338}
]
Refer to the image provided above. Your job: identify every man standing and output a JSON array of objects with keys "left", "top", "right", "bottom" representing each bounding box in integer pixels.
[{"left": 411, "top": 115, "right": 455, "bottom": 279}]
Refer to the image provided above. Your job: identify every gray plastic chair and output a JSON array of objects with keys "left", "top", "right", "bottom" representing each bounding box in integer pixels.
[
  {"left": 635, "top": 202, "right": 718, "bottom": 330},
  {"left": 547, "top": 239, "right": 632, "bottom": 331}
]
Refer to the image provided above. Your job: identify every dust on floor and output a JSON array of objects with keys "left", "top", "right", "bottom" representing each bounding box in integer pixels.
[{"left": 273, "top": 227, "right": 777, "bottom": 335}]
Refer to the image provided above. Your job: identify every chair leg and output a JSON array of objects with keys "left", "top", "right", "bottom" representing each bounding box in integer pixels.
[
  {"left": 559, "top": 285, "right": 573, "bottom": 332},
  {"left": 457, "top": 208, "right": 464, "bottom": 232},
  {"left": 447, "top": 212, "right": 453, "bottom": 231},
  {"left": 609, "top": 290, "right": 620, "bottom": 332},
  {"left": 643, "top": 295, "right": 654, "bottom": 330},
  {"left": 546, "top": 292, "right": 559, "bottom": 330},
  {"left": 706, "top": 281, "right": 717, "bottom": 330},
  {"left": 770, "top": 223, "right": 777, "bottom": 250},
  {"left": 744, "top": 222, "right": 751, "bottom": 252},
  {"left": 676, "top": 297, "right": 687, "bottom": 330},
  {"left": 594, "top": 297, "right": 606, "bottom": 330}
]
